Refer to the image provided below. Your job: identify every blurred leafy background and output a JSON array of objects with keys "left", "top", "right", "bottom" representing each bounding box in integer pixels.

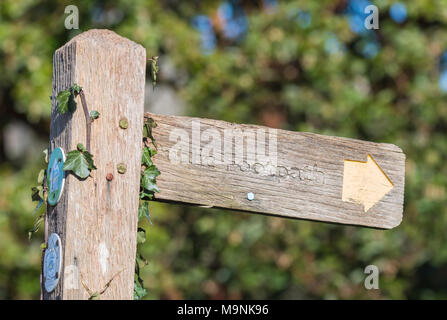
[{"left": 1, "top": 0, "right": 447, "bottom": 299}]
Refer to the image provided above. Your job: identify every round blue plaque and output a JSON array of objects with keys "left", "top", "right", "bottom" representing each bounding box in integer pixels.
[
  {"left": 47, "top": 147, "right": 66, "bottom": 206},
  {"left": 44, "top": 233, "right": 62, "bottom": 293}
]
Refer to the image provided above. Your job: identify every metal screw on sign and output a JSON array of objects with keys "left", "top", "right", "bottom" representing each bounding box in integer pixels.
[
  {"left": 44, "top": 233, "right": 63, "bottom": 293},
  {"left": 47, "top": 147, "right": 66, "bottom": 206}
]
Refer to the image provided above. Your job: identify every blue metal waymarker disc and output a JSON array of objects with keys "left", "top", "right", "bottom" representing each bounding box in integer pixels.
[
  {"left": 44, "top": 233, "right": 62, "bottom": 293},
  {"left": 47, "top": 147, "right": 66, "bottom": 206}
]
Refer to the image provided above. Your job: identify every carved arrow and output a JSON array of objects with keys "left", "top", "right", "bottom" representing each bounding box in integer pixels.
[{"left": 342, "top": 154, "right": 394, "bottom": 212}]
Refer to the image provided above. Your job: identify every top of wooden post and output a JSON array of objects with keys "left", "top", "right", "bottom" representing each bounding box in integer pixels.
[{"left": 59, "top": 29, "right": 144, "bottom": 52}]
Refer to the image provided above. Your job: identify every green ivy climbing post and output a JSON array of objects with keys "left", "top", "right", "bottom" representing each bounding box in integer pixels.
[{"left": 44, "top": 29, "right": 146, "bottom": 299}]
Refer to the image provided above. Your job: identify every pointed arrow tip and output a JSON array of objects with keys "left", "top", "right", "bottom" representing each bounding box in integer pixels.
[{"left": 362, "top": 155, "right": 394, "bottom": 212}]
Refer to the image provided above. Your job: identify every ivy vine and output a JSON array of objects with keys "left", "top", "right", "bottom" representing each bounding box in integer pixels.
[
  {"left": 134, "top": 117, "right": 160, "bottom": 299},
  {"left": 148, "top": 56, "right": 159, "bottom": 89},
  {"left": 30, "top": 84, "right": 98, "bottom": 239},
  {"left": 29, "top": 149, "right": 48, "bottom": 240}
]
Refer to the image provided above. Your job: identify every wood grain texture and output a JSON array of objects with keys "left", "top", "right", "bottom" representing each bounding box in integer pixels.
[
  {"left": 45, "top": 29, "right": 146, "bottom": 300},
  {"left": 147, "top": 113, "right": 405, "bottom": 229}
]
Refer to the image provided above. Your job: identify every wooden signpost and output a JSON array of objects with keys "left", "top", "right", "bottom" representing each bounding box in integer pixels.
[{"left": 43, "top": 29, "right": 405, "bottom": 300}]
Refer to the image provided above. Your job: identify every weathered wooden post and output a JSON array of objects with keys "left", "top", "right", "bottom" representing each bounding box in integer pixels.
[{"left": 44, "top": 30, "right": 146, "bottom": 299}]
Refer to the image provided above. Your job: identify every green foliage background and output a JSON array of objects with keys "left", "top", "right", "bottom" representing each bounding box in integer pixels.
[{"left": 1, "top": 0, "right": 446, "bottom": 299}]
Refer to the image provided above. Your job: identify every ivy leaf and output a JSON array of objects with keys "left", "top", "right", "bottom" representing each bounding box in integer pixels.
[
  {"left": 143, "top": 118, "right": 158, "bottom": 149},
  {"left": 143, "top": 118, "right": 157, "bottom": 136},
  {"left": 43, "top": 149, "right": 49, "bottom": 163},
  {"left": 141, "top": 167, "right": 160, "bottom": 193},
  {"left": 72, "top": 83, "right": 82, "bottom": 94},
  {"left": 90, "top": 110, "right": 100, "bottom": 120},
  {"left": 32, "top": 199, "right": 44, "bottom": 216},
  {"left": 28, "top": 213, "right": 44, "bottom": 240},
  {"left": 142, "top": 147, "right": 153, "bottom": 167},
  {"left": 138, "top": 201, "right": 152, "bottom": 224},
  {"left": 137, "top": 227, "right": 146, "bottom": 244},
  {"left": 63, "top": 147, "right": 96, "bottom": 179},
  {"left": 56, "top": 90, "right": 71, "bottom": 114},
  {"left": 134, "top": 279, "right": 147, "bottom": 300},
  {"left": 135, "top": 259, "right": 141, "bottom": 277},
  {"left": 37, "top": 169, "right": 45, "bottom": 184},
  {"left": 136, "top": 252, "right": 148, "bottom": 267},
  {"left": 142, "top": 179, "right": 159, "bottom": 193},
  {"left": 63, "top": 150, "right": 90, "bottom": 179},
  {"left": 68, "top": 93, "right": 77, "bottom": 112},
  {"left": 77, "top": 143, "right": 86, "bottom": 152},
  {"left": 145, "top": 165, "right": 160, "bottom": 180},
  {"left": 149, "top": 56, "right": 159, "bottom": 88},
  {"left": 139, "top": 191, "right": 153, "bottom": 200},
  {"left": 56, "top": 89, "right": 77, "bottom": 114},
  {"left": 83, "top": 150, "right": 97, "bottom": 171},
  {"left": 31, "top": 166, "right": 46, "bottom": 215},
  {"left": 31, "top": 186, "right": 44, "bottom": 202}
]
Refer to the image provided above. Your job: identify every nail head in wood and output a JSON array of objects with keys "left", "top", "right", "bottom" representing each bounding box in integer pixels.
[
  {"left": 119, "top": 117, "right": 129, "bottom": 129},
  {"left": 117, "top": 163, "right": 127, "bottom": 174}
]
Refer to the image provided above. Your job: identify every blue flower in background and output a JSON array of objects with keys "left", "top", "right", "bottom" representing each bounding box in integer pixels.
[
  {"left": 439, "top": 51, "right": 447, "bottom": 92},
  {"left": 389, "top": 3, "right": 407, "bottom": 24},
  {"left": 362, "top": 41, "right": 380, "bottom": 59},
  {"left": 218, "top": 2, "right": 248, "bottom": 40},
  {"left": 297, "top": 11, "right": 312, "bottom": 29},
  {"left": 262, "top": 0, "right": 278, "bottom": 12},
  {"left": 218, "top": 2, "right": 233, "bottom": 21},
  {"left": 346, "top": 0, "right": 372, "bottom": 15},
  {"left": 192, "top": 1, "right": 248, "bottom": 53},
  {"left": 439, "top": 51, "right": 447, "bottom": 72},
  {"left": 349, "top": 14, "right": 368, "bottom": 35},
  {"left": 287, "top": 9, "right": 312, "bottom": 29},
  {"left": 345, "top": 0, "right": 373, "bottom": 35},
  {"left": 439, "top": 70, "right": 447, "bottom": 93},
  {"left": 192, "top": 15, "right": 216, "bottom": 54},
  {"left": 325, "top": 35, "right": 344, "bottom": 54}
]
